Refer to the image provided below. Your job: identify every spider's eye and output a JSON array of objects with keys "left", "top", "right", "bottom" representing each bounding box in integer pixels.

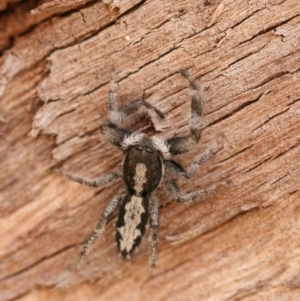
[
  {"left": 136, "top": 145, "right": 144, "bottom": 151},
  {"left": 146, "top": 147, "right": 152, "bottom": 153}
]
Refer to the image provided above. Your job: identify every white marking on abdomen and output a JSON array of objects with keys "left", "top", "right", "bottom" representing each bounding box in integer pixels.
[
  {"left": 133, "top": 163, "right": 147, "bottom": 195},
  {"left": 117, "top": 196, "right": 145, "bottom": 253}
]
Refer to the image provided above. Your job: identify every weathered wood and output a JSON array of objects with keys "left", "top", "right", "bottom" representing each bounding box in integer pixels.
[{"left": 1, "top": 0, "right": 300, "bottom": 300}]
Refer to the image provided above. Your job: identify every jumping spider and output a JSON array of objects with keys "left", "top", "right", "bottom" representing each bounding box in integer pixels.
[{"left": 65, "top": 70, "right": 220, "bottom": 267}]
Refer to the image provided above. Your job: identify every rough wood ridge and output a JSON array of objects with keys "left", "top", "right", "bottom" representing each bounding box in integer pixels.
[{"left": 1, "top": 0, "right": 300, "bottom": 300}]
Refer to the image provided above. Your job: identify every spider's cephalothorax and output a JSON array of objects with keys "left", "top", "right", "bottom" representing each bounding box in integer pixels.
[{"left": 65, "top": 70, "right": 219, "bottom": 267}]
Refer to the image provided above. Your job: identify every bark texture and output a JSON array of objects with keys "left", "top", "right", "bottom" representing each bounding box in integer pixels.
[{"left": 1, "top": 0, "right": 300, "bottom": 300}]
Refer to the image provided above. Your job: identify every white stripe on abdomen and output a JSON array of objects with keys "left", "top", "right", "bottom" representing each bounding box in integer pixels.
[{"left": 117, "top": 195, "right": 145, "bottom": 253}]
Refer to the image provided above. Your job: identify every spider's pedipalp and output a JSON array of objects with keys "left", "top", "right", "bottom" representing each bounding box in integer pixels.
[
  {"left": 121, "top": 132, "right": 146, "bottom": 150},
  {"left": 151, "top": 136, "right": 170, "bottom": 159},
  {"left": 100, "top": 122, "right": 131, "bottom": 149}
]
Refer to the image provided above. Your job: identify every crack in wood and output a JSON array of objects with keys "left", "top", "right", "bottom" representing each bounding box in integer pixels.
[
  {"left": 251, "top": 106, "right": 289, "bottom": 133},
  {"left": 237, "top": 13, "right": 300, "bottom": 47},
  {"left": 243, "top": 156, "right": 272, "bottom": 174},
  {"left": 219, "top": 144, "right": 254, "bottom": 163},
  {"left": 207, "top": 92, "right": 265, "bottom": 127},
  {"left": 0, "top": 243, "right": 76, "bottom": 282},
  {"left": 272, "top": 142, "right": 300, "bottom": 160}
]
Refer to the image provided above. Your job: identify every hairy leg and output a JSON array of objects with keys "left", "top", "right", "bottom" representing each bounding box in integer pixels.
[
  {"left": 149, "top": 197, "right": 159, "bottom": 267},
  {"left": 167, "top": 69, "right": 202, "bottom": 155},
  {"left": 109, "top": 98, "right": 165, "bottom": 125},
  {"left": 165, "top": 133, "right": 224, "bottom": 178},
  {"left": 163, "top": 178, "right": 206, "bottom": 203},
  {"left": 101, "top": 88, "right": 164, "bottom": 148},
  {"left": 62, "top": 170, "right": 122, "bottom": 187},
  {"left": 76, "top": 193, "right": 125, "bottom": 265},
  {"left": 107, "top": 87, "right": 164, "bottom": 126},
  {"left": 164, "top": 149, "right": 213, "bottom": 179},
  {"left": 100, "top": 121, "right": 132, "bottom": 149}
]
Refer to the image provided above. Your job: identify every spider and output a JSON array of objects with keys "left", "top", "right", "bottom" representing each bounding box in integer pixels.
[{"left": 64, "top": 69, "right": 220, "bottom": 267}]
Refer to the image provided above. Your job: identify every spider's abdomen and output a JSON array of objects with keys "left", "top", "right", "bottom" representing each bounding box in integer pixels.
[
  {"left": 122, "top": 145, "right": 163, "bottom": 195},
  {"left": 116, "top": 194, "right": 149, "bottom": 257}
]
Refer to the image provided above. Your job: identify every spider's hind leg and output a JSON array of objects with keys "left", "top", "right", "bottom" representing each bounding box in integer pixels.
[
  {"left": 149, "top": 196, "right": 159, "bottom": 267},
  {"left": 167, "top": 70, "right": 202, "bottom": 155},
  {"left": 77, "top": 193, "right": 125, "bottom": 266}
]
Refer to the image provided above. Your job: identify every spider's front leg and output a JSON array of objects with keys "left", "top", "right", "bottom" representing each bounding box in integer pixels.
[
  {"left": 167, "top": 69, "right": 202, "bottom": 155},
  {"left": 107, "top": 88, "right": 165, "bottom": 125},
  {"left": 100, "top": 85, "right": 165, "bottom": 149},
  {"left": 109, "top": 98, "right": 165, "bottom": 125}
]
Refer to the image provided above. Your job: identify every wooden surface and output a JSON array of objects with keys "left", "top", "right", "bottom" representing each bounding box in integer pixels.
[{"left": 1, "top": 0, "right": 300, "bottom": 300}]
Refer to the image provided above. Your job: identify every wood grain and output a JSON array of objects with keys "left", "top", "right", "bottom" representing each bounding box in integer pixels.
[{"left": 1, "top": 0, "right": 300, "bottom": 300}]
